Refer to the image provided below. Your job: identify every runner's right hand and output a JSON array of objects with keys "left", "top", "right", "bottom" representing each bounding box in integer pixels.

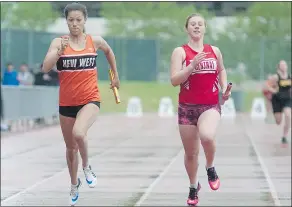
[
  {"left": 58, "top": 36, "right": 69, "bottom": 55},
  {"left": 191, "top": 52, "right": 209, "bottom": 70}
]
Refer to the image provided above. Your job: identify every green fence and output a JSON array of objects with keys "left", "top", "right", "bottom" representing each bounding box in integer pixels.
[
  {"left": 1, "top": 29, "right": 159, "bottom": 81},
  {"left": 161, "top": 35, "right": 291, "bottom": 81},
  {"left": 1, "top": 28, "right": 291, "bottom": 83}
]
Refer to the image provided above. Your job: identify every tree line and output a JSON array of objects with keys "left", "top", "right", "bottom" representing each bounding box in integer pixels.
[{"left": 1, "top": 2, "right": 290, "bottom": 79}]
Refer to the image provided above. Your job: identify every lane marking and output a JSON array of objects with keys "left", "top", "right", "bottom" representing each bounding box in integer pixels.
[
  {"left": 134, "top": 148, "right": 183, "bottom": 206},
  {"left": 245, "top": 130, "right": 281, "bottom": 206},
  {"left": 1, "top": 136, "right": 134, "bottom": 205}
]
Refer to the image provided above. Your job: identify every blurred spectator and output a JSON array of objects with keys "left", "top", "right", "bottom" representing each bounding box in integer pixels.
[
  {"left": 34, "top": 64, "right": 59, "bottom": 86},
  {"left": 33, "top": 64, "right": 59, "bottom": 125},
  {"left": 17, "top": 63, "right": 34, "bottom": 86},
  {"left": 0, "top": 92, "right": 10, "bottom": 131},
  {"left": 2, "top": 63, "right": 19, "bottom": 86}
]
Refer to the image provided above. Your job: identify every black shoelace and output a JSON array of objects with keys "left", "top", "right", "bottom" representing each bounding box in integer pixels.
[
  {"left": 71, "top": 179, "right": 81, "bottom": 196},
  {"left": 86, "top": 165, "right": 97, "bottom": 178},
  {"left": 90, "top": 166, "right": 97, "bottom": 178},
  {"left": 207, "top": 167, "right": 218, "bottom": 181},
  {"left": 92, "top": 171, "right": 97, "bottom": 178},
  {"left": 189, "top": 188, "right": 198, "bottom": 200}
]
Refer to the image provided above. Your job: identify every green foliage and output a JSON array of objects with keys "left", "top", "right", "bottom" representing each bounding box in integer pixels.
[
  {"left": 1, "top": 2, "right": 13, "bottom": 22},
  {"left": 225, "top": 2, "right": 291, "bottom": 38},
  {"left": 1, "top": 2, "right": 60, "bottom": 31},
  {"left": 100, "top": 2, "right": 214, "bottom": 71},
  {"left": 244, "top": 2, "right": 291, "bottom": 38},
  {"left": 101, "top": 2, "right": 213, "bottom": 37},
  {"left": 215, "top": 2, "right": 291, "bottom": 79}
]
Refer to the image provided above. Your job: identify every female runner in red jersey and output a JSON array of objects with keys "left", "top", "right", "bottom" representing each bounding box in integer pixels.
[
  {"left": 42, "top": 2, "right": 120, "bottom": 206},
  {"left": 170, "top": 14, "right": 231, "bottom": 206}
]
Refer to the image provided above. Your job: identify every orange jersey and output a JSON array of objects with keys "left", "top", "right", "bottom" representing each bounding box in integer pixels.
[{"left": 56, "top": 35, "right": 100, "bottom": 106}]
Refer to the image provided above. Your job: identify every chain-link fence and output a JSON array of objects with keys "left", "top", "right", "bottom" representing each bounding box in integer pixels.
[
  {"left": 1, "top": 29, "right": 159, "bottom": 81},
  {"left": 158, "top": 35, "right": 291, "bottom": 82},
  {"left": 1, "top": 28, "right": 291, "bottom": 83}
]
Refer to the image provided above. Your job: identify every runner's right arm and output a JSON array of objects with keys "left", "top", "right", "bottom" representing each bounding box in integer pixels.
[
  {"left": 170, "top": 47, "right": 194, "bottom": 87},
  {"left": 265, "top": 74, "right": 278, "bottom": 94},
  {"left": 42, "top": 38, "right": 62, "bottom": 73}
]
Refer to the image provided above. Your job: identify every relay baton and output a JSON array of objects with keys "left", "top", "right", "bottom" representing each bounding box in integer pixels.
[
  {"left": 109, "top": 68, "right": 121, "bottom": 104},
  {"left": 221, "top": 82, "right": 232, "bottom": 105},
  {"left": 224, "top": 82, "right": 232, "bottom": 96}
]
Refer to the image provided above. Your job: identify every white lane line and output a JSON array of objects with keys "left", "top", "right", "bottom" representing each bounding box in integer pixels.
[
  {"left": 134, "top": 148, "right": 183, "bottom": 206},
  {"left": 1, "top": 137, "right": 132, "bottom": 205},
  {"left": 245, "top": 130, "right": 281, "bottom": 206}
]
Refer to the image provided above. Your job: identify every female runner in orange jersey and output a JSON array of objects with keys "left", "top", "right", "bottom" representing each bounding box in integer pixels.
[{"left": 42, "top": 2, "right": 120, "bottom": 206}]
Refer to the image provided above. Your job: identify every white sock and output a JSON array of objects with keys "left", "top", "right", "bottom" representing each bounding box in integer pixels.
[
  {"left": 190, "top": 182, "right": 198, "bottom": 188},
  {"left": 206, "top": 164, "right": 214, "bottom": 170},
  {"left": 190, "top": 177, "right": 199, "bottom": 188},
  {"left": 83, "top": 164, "right": 90, "bottom": 170},
  {"left": 71, "top": 182, "right": 78, "bottom": 188}
]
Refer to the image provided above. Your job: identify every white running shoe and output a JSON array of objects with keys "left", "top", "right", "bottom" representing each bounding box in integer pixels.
[
  {"left": 70, "top": 178, "right": 82, "bottom": 206},
  {"left": 83, "top": 165, "right": 97, "bottom": 188}
]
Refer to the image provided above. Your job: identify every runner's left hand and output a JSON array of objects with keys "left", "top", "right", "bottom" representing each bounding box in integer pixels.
[
  {"left": 221, "top": 88, "right": 231, "bottom": 104},
  {"left": 110, "top": 77, "right": 120, "bottom": 89}
]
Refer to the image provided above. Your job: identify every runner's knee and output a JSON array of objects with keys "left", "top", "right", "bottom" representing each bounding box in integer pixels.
[
  {"left": 199, "top": 129, "right": 216, "bottom": 143},
  {"left": 72, "top": 126, "right": 86, "bottom": 142},
  {"left": 66, "top": 145, "right": 79, "bottom": 155},
  {"left": 185, "top": 151, "right": 199, "bottom": 160},
  {"left": 284, "top": 109, "right": 291, "bottom": 119},
  {"left": 275, "top": 116, "right": 282, "bottom": 125},
  {"left": 64, "top": 137, "right": 78, "bottom": 151}
]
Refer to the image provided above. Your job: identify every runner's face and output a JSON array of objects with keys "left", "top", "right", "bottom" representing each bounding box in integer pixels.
[
  {"left": 66, "top": 10, "right": 85, "bottom": 35},
  {"left": 279, "top": 61, "right": 288, "bottom": 73},
  {"left": 186, "top": 16, "right": 205, "bottom": 41}
]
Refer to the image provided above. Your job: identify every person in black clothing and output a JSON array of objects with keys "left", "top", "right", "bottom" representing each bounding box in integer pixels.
[
  {"left": 33, "top": 63, "right": 59, "bottom": 125},
  {"left": 34, "top": 64, "right": 59, "bottom": 86},
  {"left": 266, "top": 60, "right": 291, "bottom": 144},
  {"left": 0, "top": 92, "right": 10, "bottom": 131}
]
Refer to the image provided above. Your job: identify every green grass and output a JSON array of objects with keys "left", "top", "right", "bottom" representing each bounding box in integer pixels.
[
  {"left": 98, "top": 81, "right": 179, "bottom": 113},
  {"left": 243, "top": 91, "right": 262, "bottom": 112},
  {"left": 98, "top": 81, "right": 262, "bottom": 113}
]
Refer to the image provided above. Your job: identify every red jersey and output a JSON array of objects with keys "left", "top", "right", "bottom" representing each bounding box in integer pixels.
[{"left": 179, "top": 44, "right": 220, "bottom": 105}]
